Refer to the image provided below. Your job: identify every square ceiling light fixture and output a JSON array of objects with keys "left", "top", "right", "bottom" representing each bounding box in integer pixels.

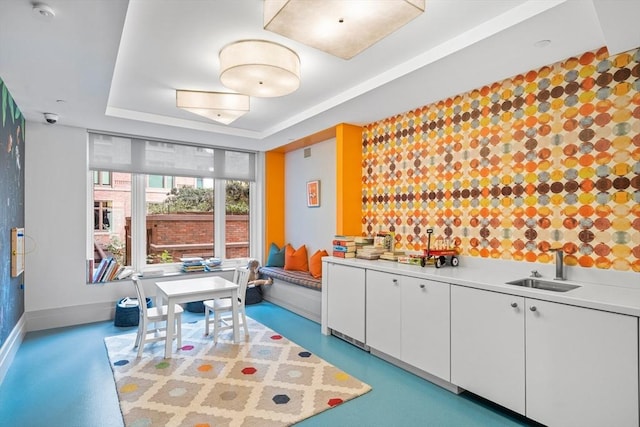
[
  {"left": 263, "top": 0, "right": 425, "bottom": 60},
  {"left": 176, "top": 90, "right": 250, "bottom": 125}
]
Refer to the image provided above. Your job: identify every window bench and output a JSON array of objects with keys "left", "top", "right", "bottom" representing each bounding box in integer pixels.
[{"left": 258, "top": 267, "right": 321, "bottom": 323}]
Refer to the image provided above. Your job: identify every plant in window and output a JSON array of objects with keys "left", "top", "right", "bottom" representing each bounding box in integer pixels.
[
  {"left": 106, "top": 236, "right": 125, "bottom": 265},
  {"left": 159, "top": 250, "right": 174, "bottom": 263},
  {"left": 147, "top": 249, "right": 174, "bottom": 264},
  {"left": 148, "top": 187, "right": 214, "bottom": 214},
  {"left": 226, "top": 181, "right": 249, "bottom": 214}
]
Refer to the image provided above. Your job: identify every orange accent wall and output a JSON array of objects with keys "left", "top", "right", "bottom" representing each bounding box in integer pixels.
[
  {"left": 266, "top": 124, "right": 364, "bottom": 246},
  {"left": 264, "top": 151, "right": 285, "bottom": 262},
  {"left": 336, "top": 123, "right": 363, "bottom": 235}
]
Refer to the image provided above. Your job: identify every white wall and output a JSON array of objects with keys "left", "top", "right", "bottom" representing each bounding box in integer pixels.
[
  {"left": 285, "top": 140, "right": 336, "bottom": 256},
  {"left": 24, "top": 123, "right": 131, "bottom": 328},
  {"left": 23, "top": 122, "right": 236, "bottom": 331}
]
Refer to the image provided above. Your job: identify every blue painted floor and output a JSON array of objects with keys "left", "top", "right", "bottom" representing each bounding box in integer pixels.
[{"left": 0, "top": 301, "right": 536, "bottom": 426}]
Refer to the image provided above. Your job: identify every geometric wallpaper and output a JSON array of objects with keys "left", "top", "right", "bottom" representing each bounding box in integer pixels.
[
  {"left": 0, "top": 76, "right": 26, "bottom": 348},
  {"left": 362, "top": 46, "right": 640, "bottom": 272}
]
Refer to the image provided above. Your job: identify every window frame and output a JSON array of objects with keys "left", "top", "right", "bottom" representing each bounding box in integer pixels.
[
  {"left": 86, "top": 134, "right": 262, "bottom": 281},
  {"left": 147, "top": 174, "right": 174, "bottom": 189},
  {"left": 93, "top": 200, "right": 112, "bottom": 232},
  {"left": 93, "top": 170, "right": 112, "bottom": 186}
]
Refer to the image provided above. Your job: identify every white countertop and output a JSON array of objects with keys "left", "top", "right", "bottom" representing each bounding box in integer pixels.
[{"left": 323, "top": 256, "right": 640, "bottom": 317}]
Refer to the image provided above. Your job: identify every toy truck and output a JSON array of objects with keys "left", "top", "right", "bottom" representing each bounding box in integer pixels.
[{"left": 423, "top": 229, "right": 460, "bottom": 268}]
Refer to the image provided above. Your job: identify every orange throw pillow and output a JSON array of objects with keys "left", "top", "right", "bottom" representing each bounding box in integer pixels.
[
  {"left": 284, "top": 244, "right": 309, "bottom": 272},
  {"left": 309, "top": 249, "right": 328, "bottom": 278}
]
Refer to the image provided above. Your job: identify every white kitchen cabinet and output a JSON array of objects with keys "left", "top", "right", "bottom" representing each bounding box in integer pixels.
[
  {"left": 365, "top": 269, "right": 402, "bottom": 359},
  {"left": 326, "top": 263, "right": 366, "bottom": 342},
  {"left": 450, "top": 285, "right": 526, "bottom": 415},
  {"left": 451, "top": 285, "right": 639, "bottom": 426},
  {"left": 366, "top": 270, "right": 451, "bottom": 381},
  {"left": 401, "top": 276, "right": 450, "bottom": 381},
  {"left": 525, "top": 299, "right": 638, "bottom": 427}
]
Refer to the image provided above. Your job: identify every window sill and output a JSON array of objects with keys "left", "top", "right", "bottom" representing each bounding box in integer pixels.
[{"left": 86, "top": 264, "right": 242, "bottom": 285}]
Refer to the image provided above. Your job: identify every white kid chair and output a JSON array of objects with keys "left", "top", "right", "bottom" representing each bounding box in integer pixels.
[
  {"left": 203, "top": 267, "right": 250, "bottom": 343},
  {"left": 132, "top": 276, "right": 183, "bottom": 358}
]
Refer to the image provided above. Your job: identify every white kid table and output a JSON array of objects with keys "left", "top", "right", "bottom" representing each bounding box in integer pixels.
[{"left": 155, "top": 276, "right": 239, "bottom": 358}]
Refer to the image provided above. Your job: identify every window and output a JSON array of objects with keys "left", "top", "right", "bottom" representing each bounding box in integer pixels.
[
  {"left": 93, "top": 170, "right": 111, "bottom": 186},
  {"left": 94, "top": 201, "right": 112, "bottom": 231},
  {"left": 225, "top": 180, "right": 250, "bottom": 258},
  {"left": 92, "top": 172, "right": 131, "bottom": 274},
  {"left": 148, "top": 175, "right": 174, "bottom": 189},
  {"left": 146, "top": 176, "right": 215, "bottom": 264},
  {"left": 87, "top": 133, "right": 257, "bottom": 282}
]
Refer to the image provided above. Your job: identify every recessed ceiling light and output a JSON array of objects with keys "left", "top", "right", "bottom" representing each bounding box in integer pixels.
[
  {"left": 32, "top": 3, "right": 55, "bottom": 19},
  {"left": 534, "top": 39, "right": 551, "bottom": 48}
]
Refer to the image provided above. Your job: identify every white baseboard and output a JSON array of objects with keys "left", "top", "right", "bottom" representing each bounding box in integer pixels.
[
  {"left": 26, "top": 301, "right": 116, "bottom": 332},
  {"left": 0, "top": 313, "right": 26, "bottom": 386},
  {"left": 262, "top": 279, "right": 321, "bottom": 323}
]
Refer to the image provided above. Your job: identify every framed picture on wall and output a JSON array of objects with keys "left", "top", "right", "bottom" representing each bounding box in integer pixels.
[{"left": 307, "top": 180, "right": 320, "bottom": 207}]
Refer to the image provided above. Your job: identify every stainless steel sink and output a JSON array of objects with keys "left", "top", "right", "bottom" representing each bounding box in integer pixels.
[{"left": 505, "top": 278, "right": 580, "bottom": 292}]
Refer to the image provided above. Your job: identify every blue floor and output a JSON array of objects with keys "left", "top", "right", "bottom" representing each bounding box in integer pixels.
[{"left": 0, "top": 301, "right": 535, "bottom": 426}]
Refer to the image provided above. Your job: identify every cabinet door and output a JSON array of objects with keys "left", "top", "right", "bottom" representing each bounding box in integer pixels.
[
  {"left": 450, "top": 285, "right": 525, "bottom": 415},
  {"left": 365, "top": 270, "right": 401, "bottom": 359},
  {"left": 326, "top": 263, "right": 365, "bottom": 342},
  {"left": 526, "top": 299, "right": 639, "bottom": 427},
  {"left": 401, "top": 277, "right": 450, "bottom": 381}
]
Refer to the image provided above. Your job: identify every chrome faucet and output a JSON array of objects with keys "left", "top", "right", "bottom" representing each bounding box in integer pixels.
[{"left": 550, "top": 248, "right": 566, "bottom": 280}]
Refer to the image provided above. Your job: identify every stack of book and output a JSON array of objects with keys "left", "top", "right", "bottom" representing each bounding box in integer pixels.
[
  {"left": 356, "top": 245, "right": 385, "bottom": 260},
  {"left": 204, "top": 257, "right": 222, "bottom": 271},
  {"left": 354, "top": 236, "right": 374, "bottom": 246},
  {"left": 181, "top": 257, "right": 206, "bottom": 273},
  {"left": 380, "top": 250, "right": 406, "bottom": 261},
  {"left": 333, "top": 237, "right": 356, "bottom": 258},
  {"left": 92, "top": 257, "right": 131, "bottom": 283}
]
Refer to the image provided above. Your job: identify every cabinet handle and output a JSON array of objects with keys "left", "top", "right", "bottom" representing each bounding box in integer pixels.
[
  {"left": 419, "top": 284, "right": 425, "bottom": 289},
  {"left": 530, "top": 306, "right": 537, "bottom": 312},
  {"left": 392, "top": 279, "right": 398, "bottom": 285},
  {"left": 511, "top": 302, "right": 518, "bottom": 308}
]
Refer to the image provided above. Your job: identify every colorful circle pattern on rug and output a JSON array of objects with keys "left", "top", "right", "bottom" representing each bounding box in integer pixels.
[{"left": 362, "top": 46, "right": 640, "bottom": 271}]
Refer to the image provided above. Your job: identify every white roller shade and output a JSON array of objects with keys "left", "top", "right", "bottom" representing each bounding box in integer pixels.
[{"left": 88, "top": 133, "right": 256, "bottom": 181}]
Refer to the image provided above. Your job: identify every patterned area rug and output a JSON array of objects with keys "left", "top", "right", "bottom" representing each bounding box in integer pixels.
[{"left": 104, "top": 317, "right": 371, "bottom": 426}]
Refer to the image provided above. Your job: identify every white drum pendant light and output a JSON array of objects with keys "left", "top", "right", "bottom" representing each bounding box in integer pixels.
[{"left": 219, "top": 40, "right": 300, "bottom": 98}]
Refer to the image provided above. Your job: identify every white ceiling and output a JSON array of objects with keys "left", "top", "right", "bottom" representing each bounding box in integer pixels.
[{"left": 1, "top": 0, "right": 639, "bottom": 152}]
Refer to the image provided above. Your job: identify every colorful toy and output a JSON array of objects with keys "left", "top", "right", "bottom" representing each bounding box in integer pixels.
[
  {"left": 423, "top": 229, "right": 460, "bottom": 268},
  {"left": 247, "top": 259, "right": 273, "bottom": 286}
]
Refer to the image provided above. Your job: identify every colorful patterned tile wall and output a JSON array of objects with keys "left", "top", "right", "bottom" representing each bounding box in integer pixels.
[{"left": 362, "top": 47, "right": 640, "bottom": 272}]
